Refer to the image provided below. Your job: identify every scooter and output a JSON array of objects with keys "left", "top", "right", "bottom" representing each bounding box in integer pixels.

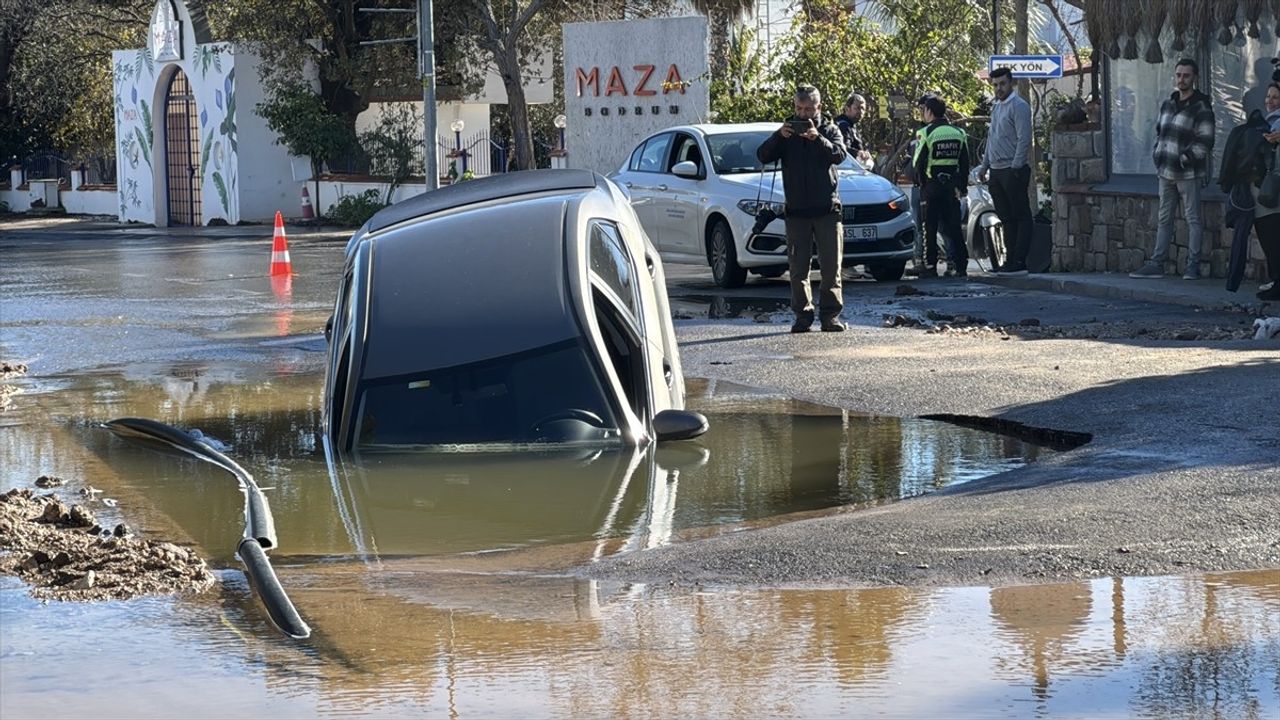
[{"left": 962, "top": 168, "right": 1005, "bottom": 272}]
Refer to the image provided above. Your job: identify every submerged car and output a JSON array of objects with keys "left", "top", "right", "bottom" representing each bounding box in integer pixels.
[
  {"left": 321, "top": 169, "right": 708, "bottom": 454},
  {"left": 609, "top": 122, "right": 917, "bottom": 287}
]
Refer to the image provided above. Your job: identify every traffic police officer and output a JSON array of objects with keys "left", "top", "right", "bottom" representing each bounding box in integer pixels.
[{"left": 913, "top": 94, "right": 970, "bottom": 278}]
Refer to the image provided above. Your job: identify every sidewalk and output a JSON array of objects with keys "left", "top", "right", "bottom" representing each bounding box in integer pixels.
[{"left": 968, "top": 270, "right": 1274, "bottom": 313}]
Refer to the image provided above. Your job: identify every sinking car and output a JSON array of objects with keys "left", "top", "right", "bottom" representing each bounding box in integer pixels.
[{"left": 321, "top": 169, "right": 708, "bottom": 454}]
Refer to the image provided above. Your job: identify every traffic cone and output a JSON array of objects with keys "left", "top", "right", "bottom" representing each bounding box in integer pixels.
[
  {"left": 270, "top": 211, "right": 293, "bottom": 277},
  {"left": 300, "top": 186, "right": 315, "bottom": 220}
]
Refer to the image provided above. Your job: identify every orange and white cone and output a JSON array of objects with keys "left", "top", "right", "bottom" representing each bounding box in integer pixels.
[
  {"left": 300, "top": 186, "right": 315, "bottom": 220},
  {"left": 270, "top": 211, "right": 293, "bottom": 277}
]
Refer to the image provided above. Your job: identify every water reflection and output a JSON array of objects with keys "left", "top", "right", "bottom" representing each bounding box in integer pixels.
[{"left": 7, "top": 571, "right": 1274, "bottom": 718}]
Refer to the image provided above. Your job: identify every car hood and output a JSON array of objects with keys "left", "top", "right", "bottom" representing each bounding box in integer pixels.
[{"left": 718, "top": 169, "right": 904, "bottom": 205}]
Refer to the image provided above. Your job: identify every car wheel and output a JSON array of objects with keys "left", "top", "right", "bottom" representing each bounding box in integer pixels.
[
  {"left": 754, "top": 267, "right": 785, "bottom": 279},
  {"left": 708, "top": 219, "right": 747, "bottom": 289},
  {"left": 868, "top": 260, "right": 907, "bottom": 282}
]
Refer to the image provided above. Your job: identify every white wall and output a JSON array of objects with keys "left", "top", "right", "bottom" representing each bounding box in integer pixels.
[
  {"left": 316, "top": 179, "right": 427, "bottom": 216},
  {"left": 562, "top": 16, "right": 710, "bottom": 174},
  {"left": 234, "top": 48, "right": 308, "bottom": 222}
]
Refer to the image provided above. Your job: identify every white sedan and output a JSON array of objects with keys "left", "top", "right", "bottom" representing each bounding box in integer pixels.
[{"left": 609, "top": 122, "right": 916, "bottom": 288}]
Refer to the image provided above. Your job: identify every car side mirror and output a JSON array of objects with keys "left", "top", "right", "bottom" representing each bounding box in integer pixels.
[
  {"left": 324, "top": 314, "right": 334, "bottom": 342},
  {"left": 653, "top": 409, "right": 709, "bottom": 441},
  {"left": 671, "top": 161, "right": 702, "bottom": 179}
]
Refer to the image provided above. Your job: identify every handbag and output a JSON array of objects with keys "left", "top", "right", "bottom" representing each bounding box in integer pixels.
[{"left": 1259, "top": 146, "right": 1280, "bottom": 208}]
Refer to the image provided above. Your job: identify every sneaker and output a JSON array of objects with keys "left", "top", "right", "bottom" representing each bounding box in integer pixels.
[
  {"left": 791, "top": 318, "right": 813, "bottom": 333},
  {"left": 1129, "top": 261, "right": 1164, "bottom": 279},
  {"left": 820, "top": 318, "right": 847, "bottom": 332},
  {"left": 1258, "top": 281, "right": 1274, "bottom": 292},
  {"left": 1182, "top": 264, "right": 1201, "bottom": 280},
  {"left": 1258, "top": 286, "right": 1280, "bottom": 301},
  {"left": 997, "top": 264, "right": 1028, "bottom": 276}
]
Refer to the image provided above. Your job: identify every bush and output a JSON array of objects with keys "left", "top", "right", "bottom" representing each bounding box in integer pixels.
[{"left": 325, "top": 189, "right": 385, "bottom": 227}]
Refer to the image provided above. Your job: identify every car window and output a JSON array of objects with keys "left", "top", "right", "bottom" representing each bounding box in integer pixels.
[
  {"left": 353, "top": 339, "right": 619, "bottom": 448},
  {"left": 588, "top": 221, "right": 640, "bottom": 322},
  {"left": 668, "top": 133, "right": 703, "bottom": 173},
  {"left": 628, "top": 143, "right": 645, "bottom": 172},
  {"left": 634, "top": 134, "right": 672, "bottom": 174},
  {"left": 705, "top": 130, "right": 857, "bottom": 174}
]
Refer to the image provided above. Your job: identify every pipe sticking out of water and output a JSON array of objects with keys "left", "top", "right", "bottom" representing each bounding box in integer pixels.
[{"left": 102, "top": 417, "right": 310, "bottom": 639}]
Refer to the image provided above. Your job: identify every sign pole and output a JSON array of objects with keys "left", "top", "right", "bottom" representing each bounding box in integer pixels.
[{"left": 418, "top": 0, "right": 438, "bottom": 191}]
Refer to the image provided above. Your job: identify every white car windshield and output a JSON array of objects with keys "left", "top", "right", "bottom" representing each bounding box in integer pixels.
[{"left": 706, "top": 130, "right": 860, "bottom": 175}]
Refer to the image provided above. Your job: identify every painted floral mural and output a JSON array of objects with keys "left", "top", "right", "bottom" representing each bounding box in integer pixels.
[{"left": 111, "top": 36, "right": 240, "bottom": 225}]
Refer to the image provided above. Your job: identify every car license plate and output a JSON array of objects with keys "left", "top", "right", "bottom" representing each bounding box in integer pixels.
[{"left": 844, "top": 225, "right": 877, "bottom": 241}]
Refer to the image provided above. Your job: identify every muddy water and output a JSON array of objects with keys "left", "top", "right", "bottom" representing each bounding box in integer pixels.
[
  {"left": 2, "top": 368, "right": 1277, "bottom": 717},
  {"left": 3, "top": 567, "right": 1276, "bottom": 718}
]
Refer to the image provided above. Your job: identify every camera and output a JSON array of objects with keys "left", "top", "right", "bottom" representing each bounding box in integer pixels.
[
  {"left": 751, "top": 205, "right": 783, "bottom": 236},
  {"left": 1272, "top": 57, "right": 1280, "bottom": 83},
  {"left": 786, "top": 118, "right": 814, "bottom": 134}
]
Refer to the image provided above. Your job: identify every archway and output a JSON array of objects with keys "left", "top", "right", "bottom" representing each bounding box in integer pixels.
[{"left": 163, "top": 67, "right": 201, "bottom": 226}]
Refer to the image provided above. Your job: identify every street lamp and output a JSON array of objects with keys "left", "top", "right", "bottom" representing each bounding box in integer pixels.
[
  {"left": 553, "top": 114, "right": 567, "bottom": 152},
  {"left": 449, "top": 119, "right": 467, "bottom": 174}
]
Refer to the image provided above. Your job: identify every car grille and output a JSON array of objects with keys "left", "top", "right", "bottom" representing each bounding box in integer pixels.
[{"left": 843, "top": 203, "right": 905, "bottom": 225}]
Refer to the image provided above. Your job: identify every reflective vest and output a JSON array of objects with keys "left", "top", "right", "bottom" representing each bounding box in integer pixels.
[{"left": 921, "top": 123, "right": 966, "bottom": 181}]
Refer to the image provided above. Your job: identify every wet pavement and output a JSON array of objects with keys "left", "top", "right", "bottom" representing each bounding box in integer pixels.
[{"left": 2, "top": 227, "right": 1278, "bottom": 717}]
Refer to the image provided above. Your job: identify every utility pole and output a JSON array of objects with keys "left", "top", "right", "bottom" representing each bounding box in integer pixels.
[
  {"left": 359, "top": 2, "right": 438, "bottom": 192},
  {"left": 418, "top": 0, "right": 438, "bottom": 191}
]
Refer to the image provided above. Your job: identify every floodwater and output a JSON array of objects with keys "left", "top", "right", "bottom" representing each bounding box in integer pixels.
[{"left": 3, "top": 231, "right": 1278, "bottom": 717}]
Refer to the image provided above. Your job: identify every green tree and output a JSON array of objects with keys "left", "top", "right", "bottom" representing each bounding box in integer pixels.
[
  {"left": 3, "top": 0, "right": 149, "bottom": 164},
  {"left": 359, "top": 102, "right": 422, "bottom": 203},
  {"left": 255, "top": 84, "right": 355, "bottom": 204},
  {"left": 689, "top": 0, "right": 754, "bottom": 79}
]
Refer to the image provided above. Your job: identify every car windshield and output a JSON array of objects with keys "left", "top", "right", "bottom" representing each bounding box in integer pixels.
[
  {"left": 352, "top": 339, "right": 621, "bottom": 450},
  {"left": 706, "top": 130, "right": 859, "bottom": 175}
]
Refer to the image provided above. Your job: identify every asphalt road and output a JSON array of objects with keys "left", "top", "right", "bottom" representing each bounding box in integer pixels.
[
  {"left": 584, "top": 265, "right": 1280, "bottom": 588},
  {"left": 3, "top": 222, "right": 1278, "bottom": 590}
]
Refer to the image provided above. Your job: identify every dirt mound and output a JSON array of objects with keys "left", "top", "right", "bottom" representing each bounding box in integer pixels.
[{"left": 0, "top": 488, "right": 216, "bottom": 601}]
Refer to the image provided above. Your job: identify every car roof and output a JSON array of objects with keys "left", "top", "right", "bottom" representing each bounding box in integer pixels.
[{"left": 365, "top": 168, "right": 602, "bottom": 234}]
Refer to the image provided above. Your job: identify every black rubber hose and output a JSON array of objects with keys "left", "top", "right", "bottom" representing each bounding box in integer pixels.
[{"left": 238, "top": 538, "right": 311, "bottom": 639}]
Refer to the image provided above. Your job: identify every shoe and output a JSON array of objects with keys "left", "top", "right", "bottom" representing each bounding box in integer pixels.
[
  {"left": 820, "top": 318, "right": 847, "bottom": 332},
  {"left": 996, "top": 263, "right": 1028, "bottom": 276},
  {"left": 1260, "top": 281, "right": 1275, "bottom": 292},
  {"left": 791, "top": 318, "right": 813, "bottom": 333},
  {"left": 919, "top": 266, "right": 938, "bottom": 279},
  {"left": 1258, "top": 286, "right": 1280, "bottom": 301},
  {"left": 1182, "top": 264, "right": 1201, "bottom": 280},
  {"left": 1129, "top": 261, "right": 1164, "bottom": 278}
]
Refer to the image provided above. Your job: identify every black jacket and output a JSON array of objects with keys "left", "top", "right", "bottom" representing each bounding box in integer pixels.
[
  {"left": 756, "top": 115, "right": 847, "bottom": 217},
  {"left": 1218, "top": 109, "right": 1271, "bottom": 193},
  {"left": 834, "top": 115, "right": 864, "bottom": 155}
]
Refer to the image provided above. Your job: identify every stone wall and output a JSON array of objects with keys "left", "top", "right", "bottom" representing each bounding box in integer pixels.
[{"left": 1050, "top": 129, "right": 1267, "bottom": 281}]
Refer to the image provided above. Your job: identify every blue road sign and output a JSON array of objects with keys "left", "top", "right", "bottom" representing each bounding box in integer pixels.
[{"left": 989, "top": 54, "right": 1064, "bottom": 79}]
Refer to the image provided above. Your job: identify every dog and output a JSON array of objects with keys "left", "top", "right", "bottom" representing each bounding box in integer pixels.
[{"left": 1252, "top": 316, "right": 1280, "bottom": 340}]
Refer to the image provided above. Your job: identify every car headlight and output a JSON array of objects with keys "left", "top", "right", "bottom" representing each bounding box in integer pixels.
[
  {"left": 888, "top": 191, "right": 909, "bottom": 211},
  {"left": 737, "top": 199, "right": 785, "bottom": 217}
]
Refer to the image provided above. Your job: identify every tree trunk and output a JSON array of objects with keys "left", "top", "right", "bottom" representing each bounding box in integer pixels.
[{"left": 497, "top": 44, "right": 534, "bottom": 170}]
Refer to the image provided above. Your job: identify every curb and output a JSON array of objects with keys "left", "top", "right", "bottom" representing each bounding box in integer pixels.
[{"left": 968, "top": 274, "right": 1268, "bottom": 313}]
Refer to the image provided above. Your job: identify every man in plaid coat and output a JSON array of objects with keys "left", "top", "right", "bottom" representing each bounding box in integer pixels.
[{"left": 1130, "top": 58, "right": 1217, "bottom": 280}]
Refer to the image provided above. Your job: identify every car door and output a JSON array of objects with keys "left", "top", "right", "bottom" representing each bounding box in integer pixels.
[
  {"left": 616, "top": 133, "right": 672, "bottom": 248},
  {"left": 654, "top": 132, "right": 706, "bottom": 257}
]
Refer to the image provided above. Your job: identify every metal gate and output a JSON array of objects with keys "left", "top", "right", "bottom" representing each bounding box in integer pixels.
[{"left": 164, "top": 69, "right": 201, "bottom": 226}]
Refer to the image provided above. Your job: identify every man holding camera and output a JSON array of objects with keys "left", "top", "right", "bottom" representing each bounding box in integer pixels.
[
  {"left": 975, "top": 66, "right": 1034, "bottom": 276},
  {"left": 757, "top": 84, "right": 849, "bottom": 333}
]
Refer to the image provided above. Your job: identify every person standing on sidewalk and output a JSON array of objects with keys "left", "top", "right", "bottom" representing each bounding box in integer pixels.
[
  {"left": 1254, "top": 81, "right": 1280, "bottom": 300},
  {"left": 914, "top": 95, "right": 970, "bottom": 278},
  {"left": 835, "top": 94, "right": 873, "bottom": 166},
  {"left": 975, "top": 66, "right": 1034, "bottom": 275},
  {"left": 1130, "top": 58, "right": 1217, "bottom": 280},
  {"left": 757, "top": 84, "right": 849, "bottom": 333}
]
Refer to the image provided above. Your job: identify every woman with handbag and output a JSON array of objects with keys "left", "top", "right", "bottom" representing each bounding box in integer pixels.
[{"left": 1255, "top": 81, "right": 1280, "bottom": 301}]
